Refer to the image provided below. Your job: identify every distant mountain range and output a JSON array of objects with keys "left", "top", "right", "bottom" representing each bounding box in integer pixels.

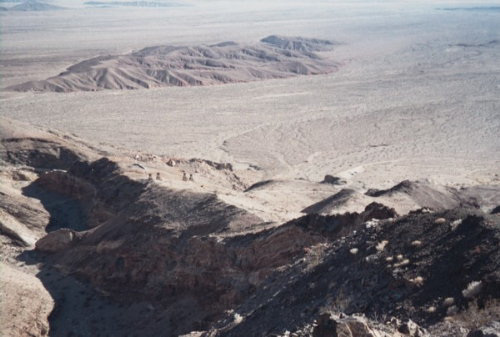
[
  {"left": 5, "top": 0, "right": 64, "bottom": 11},
  {"left": 8, "top": 36, "right": 339, "bottom": 93},
  {"left": 84, "top": 1, "right": 185, "bottom": 8},
  {"left": 438, "top": 6, "right": 500, "bottom": 12}
]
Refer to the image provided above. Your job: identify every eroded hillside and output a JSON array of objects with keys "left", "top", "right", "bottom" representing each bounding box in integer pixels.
[
  {"left": 7, "top": 36, "right": 338, "bottom": 93},
  {"left": 1, "top": 118, "right": 499, "bottom": 337}
]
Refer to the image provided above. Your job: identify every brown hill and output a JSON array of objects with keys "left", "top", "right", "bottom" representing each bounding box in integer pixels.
[{"left": 7, "top": 36, "right": 338, "bottom": 93}]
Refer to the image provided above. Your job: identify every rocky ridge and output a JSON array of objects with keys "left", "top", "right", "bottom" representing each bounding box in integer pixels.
[
  {"left": 0, "top": 117, "right": 499, "bottom": 337},
  {"left": 7, "top": 36, "right": 338, "bottom": 93}
]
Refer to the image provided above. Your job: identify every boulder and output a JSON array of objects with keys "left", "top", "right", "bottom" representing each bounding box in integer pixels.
[
  {"left": 321, "top": 175, "right": 346, "bottom": 185},
  {"left": 362, "top": 202, "right": 398, "bottom": 221},
  {"left": 397, "top": 319, "right": 428, "bottom": 336},
  {"left": 35, "top": 228, "right": 76, "bottom": 252}
]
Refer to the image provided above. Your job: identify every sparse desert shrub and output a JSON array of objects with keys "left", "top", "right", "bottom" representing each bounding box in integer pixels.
[
  {"left": 447, "top": 305, "right": 459, "bottom": 316},
  {"left": 411, "top": 240, "right": 422, "bottom": 247},
  {"left": 410, "top": 276, "right": 424, "bottom": 286},
  {"left": 304, "top": 243, "right": 328, "bottom": 270},
  {"left": 443, "top": 297, "right": 455, "bottom": 307},
  {"left": 426, "top": 306, "right": 437, "bottom": 313},
  {"left": 450, "top": 219, "right": 462, "bottom": 230},
  {"left": 462, "top": 281, "right": 483, "bottom": 299},
  {"left": 233, "top": 313, "right": 243, "bottom": 324},
  {"left": 376, "top": 240, "right": 389, "bottom": 251},
  {"left": 451, "top": 299, "right": 500, "bottom": 330},
  {"left": 394, "top": 259, "right": 410, "bottom": 268}
]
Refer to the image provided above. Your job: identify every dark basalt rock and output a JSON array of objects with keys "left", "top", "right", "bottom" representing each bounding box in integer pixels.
[{"left": 321, "top": 175, "right": 346, "bottom": 185}]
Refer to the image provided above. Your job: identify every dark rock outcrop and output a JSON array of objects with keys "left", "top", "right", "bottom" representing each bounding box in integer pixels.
[
  {"left": 321, "top": 175, "right": 346, "bottom": 185},
  {"left": 312, "top": 313, "right": 338, "bottom": 337},
  {"left": 202, "top": 208, "right": 499, "bottom": 337},
  {"left": 35, "top": 228, "right": 77, "bottom": 252}
]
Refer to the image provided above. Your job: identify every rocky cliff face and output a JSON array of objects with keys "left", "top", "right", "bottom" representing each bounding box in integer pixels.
[{"left": 1, "top": 118, "right": 499, "bottom": 337}]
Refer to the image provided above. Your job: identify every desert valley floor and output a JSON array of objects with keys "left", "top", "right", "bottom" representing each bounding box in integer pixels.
[
  {"left": 0, "top": 1, "right": 500, "bottom": 336},
  {"left": 1, "top": 1, "right": 499, "bottom": 188}
]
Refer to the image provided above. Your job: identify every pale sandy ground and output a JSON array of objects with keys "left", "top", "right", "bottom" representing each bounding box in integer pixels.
[{"left": 1, "top": 0, "right": 499, "bottom": 189}]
